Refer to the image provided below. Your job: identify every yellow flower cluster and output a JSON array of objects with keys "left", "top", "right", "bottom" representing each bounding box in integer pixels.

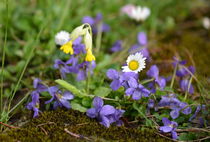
[{"left": 59, "top": 24, "right": 95, "bottom": 62}]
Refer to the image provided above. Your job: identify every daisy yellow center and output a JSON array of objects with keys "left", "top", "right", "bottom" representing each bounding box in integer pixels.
[{"left": 128, "top": 60, "right": 139, "bottom": 71}]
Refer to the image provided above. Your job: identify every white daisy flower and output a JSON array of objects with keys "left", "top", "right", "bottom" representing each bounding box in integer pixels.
[
  {"left": 122, "top": 52, "right": 146, "bottom": 73},
  {"left": 203, "top": 17, "right": 210, "bottom": 30},
  {"left": 55, "top": 31, "right": 70, "bottom": 46},
  {"left": 130, "top": 6, "right": 150, "bottom": 21}
]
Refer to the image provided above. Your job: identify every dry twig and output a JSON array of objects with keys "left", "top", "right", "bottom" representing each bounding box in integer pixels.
[
  {"left": 64, "top": 128, "right": 92, "bottom": 141},
  {"left": 0, "top": 121, "right": 20, "bottom": 129}
]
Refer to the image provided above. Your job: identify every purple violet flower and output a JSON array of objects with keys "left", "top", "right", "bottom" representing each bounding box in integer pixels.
[
  {"left": 54, "top": 59, "right": 72, "bottom": 79},
  {"left": 170, "top": 102, "right": 192, "bottom": 119},
  {"left": 125, "top": 77, "right": 150, "bottom": 100},
  {"left": 158, "top": 94, "right": 181, "bottom": 108},
  {"left": 82, "top": 13, "right": 110, "bottom": 34},
  {"left": 26, "top": 78, "right": 47, "bottom": 118},
  {"left": 158, "top": 94, "right": 191, "bottom": 119},
  {"left": 106, "top": 69, "right": 122, "bottom": 90},
  {"left": 110, "top": 40, "right": 123, "bottom": 53},
  {"left": 189, "top": 105, "right": 206, "bottom": 121},
  {"left": 86, "top": 97, "right": 124, "bottom": 128},
  {"left": 65, "top": 56, "right": 79, "bottom": 73},
  {"left": 179, "top": 79, "right": 194, "bottom": 94},
  {"left": 129, "top": 45, "right": 150, "bottom": 59},
  {"left": 172, "top": 56, "right": 186, "bottom": 67},
  {"left": 137, "top": 32, "right": 147, "bottom": 46},
  {"left": 176, "top": 66, "right": 195, "bottom": 78},
  {"left": 106, "top": 69, "right": 139, "bottom": 92},
  {"left": 129, "top": 32, "right": 150, "bottom": 59},
  {"left": 148, "top": 99, "right": 155, "bottom": 109},
  {"left": 33, "top": 78, "right": 48, "bottom": 92},
  {"left": 120, "top": 72, "right": 139, "bottom": 89},
  {"left": 146, "top": 65, "right": 166, "bottom": 92},
  {"left": 72, "top": 37, "right": 86, "bottom": 55},
  {"left": 159, "top": 117, "right": 178, "bottom": 139},
  {"left": 45, "top": 86, "right": 74, "bottom": 109},
  {"left": 26, "top": 91, "right": 40, "bottom": 118},
  {"left": 77, "top": 61, "right": 96, "bottom": 81}
]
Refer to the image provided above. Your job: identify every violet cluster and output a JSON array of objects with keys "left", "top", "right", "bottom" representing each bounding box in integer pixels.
[
  {"left": 27, "top": 79, "right": 75, "bottom": 117},
  {"left": 26, "top": 78, "right": 48, "bottom": 117},
  {"left": 86, "top": 97, "right": 124, "bottom": 128},
  {"left": 45, "top": 86, "right": 74, "bottom": 109},
  {"left": 110, "top": 40, "right": 123, "bottom": 53},
  {"left": 54, "top": 37, "right": 96, "bottom": 80},
  {"left": 189, "top": 105, "right": 207, "bottom": 127},
  {"left": 159, "top": 117, "right": 178, "bottom": 139},
  {"left": 158, "top": 94, "right": 192, "bottom": 119},
  {"left": 173, "top": 57, "right": 195, "bottom": 94},
  {"left": 106, "top": 69, "right": 151, "bottom": 100},
  {"left": 146, "top": 65, "right": 166, "bottom": 93},
  {"left": 82, "top": 13, "right": 110, "bottom": 34}
]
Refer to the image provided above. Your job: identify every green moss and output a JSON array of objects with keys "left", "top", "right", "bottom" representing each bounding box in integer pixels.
[{"left": 0, "top": 109, "right": 169, "bottom": 142}]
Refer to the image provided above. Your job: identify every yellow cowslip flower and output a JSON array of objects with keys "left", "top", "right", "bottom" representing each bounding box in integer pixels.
[
  {"left": 85, "top": 49, "right": 95, "bottom": 61},
  {"left": 58, "top": 23, "right": 96, "bottom": 61},
  {"left": 84, "top": 28, "right": 95, "bottom": 62},
  {"left": 60, "top": 40, "right": 74, "bottom": 55}
]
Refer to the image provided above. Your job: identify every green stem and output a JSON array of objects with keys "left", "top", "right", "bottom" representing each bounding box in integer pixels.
[
  {"left": 0, "top": 0, "right": 8, "bottom": 131},
  {"left": 57, "top": 0, "right": 71, "bottom": 30},
  {"left": 86, "top": 71, "right": 90, "bottom": 94},
  {"left": 95, "top": 22, "right": 103, "bottom": 54},
  {"left": 7, "top": 24, "right": 45, "bottom": 113},
  {"left": 170, "top": 64, "right": 178, "bottom": 88},
  {"left": 8, "top": 92, "right": 30, "bottom": 115},
  {"left": 182, "top": 65, "right": 208, "bottom": 104},
  {"left": 184, "top": 76, "right": 193, "bottom": 101}
]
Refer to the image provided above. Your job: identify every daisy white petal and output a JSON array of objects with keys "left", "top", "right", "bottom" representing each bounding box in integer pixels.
[
  {"left": 122, "top": 52, "right": 146, "bottom": 73},
  {"left": 55, "top": 31, "right": 70, "bottom": 46}
]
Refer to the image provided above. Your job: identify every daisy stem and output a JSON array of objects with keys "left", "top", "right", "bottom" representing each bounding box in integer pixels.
[
  {"left": 170, "top": 64, "right": 178, "bottom": 88},
  {"left": 140, "top": 78, "right": 155, "bottom": 85},
  {"left": 95, "top": 22, "right": 103, "bottom": 54}
]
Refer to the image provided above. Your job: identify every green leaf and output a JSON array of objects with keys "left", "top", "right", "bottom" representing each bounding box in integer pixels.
[
  {"left": 55, "top": 79, "right": 87, "bottom": 98},
  {"left": 155, "top": 90, "right": 167, "bottom": 96},
  {"left": 71, "top": 101, "right": 87, "bottom": 112},
  {"left": 164, "top": 86, "right": 174, "bottom": 92},
  {"left": 94, "top": 87, "right": 111, "bottom": 97},
  {"left": 82, "top": 97, "right": 92, "bottom": 107}
]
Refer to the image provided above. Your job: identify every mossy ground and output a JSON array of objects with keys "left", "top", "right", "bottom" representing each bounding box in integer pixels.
[{"left": 0, "top": 109, "right": 169, "bottom": 142}]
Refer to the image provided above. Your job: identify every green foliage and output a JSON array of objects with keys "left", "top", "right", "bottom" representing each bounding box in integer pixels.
[
  {"left": 71, "top": 101, "right": 87, "bottom": 112},
  {"left": 94, "top": 87, "right": 111, "bottom": 97},
  {"left": 55, "top": 79, "right": 87, "bottom": 98}
]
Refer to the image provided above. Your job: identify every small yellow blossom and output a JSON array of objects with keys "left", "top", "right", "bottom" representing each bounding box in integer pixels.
[
  {"left": 60, "top": 41, "right": 74, "bottom": 55},
  {"left": 85, "top": 49, "right": 95, "bottom": 62}
]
